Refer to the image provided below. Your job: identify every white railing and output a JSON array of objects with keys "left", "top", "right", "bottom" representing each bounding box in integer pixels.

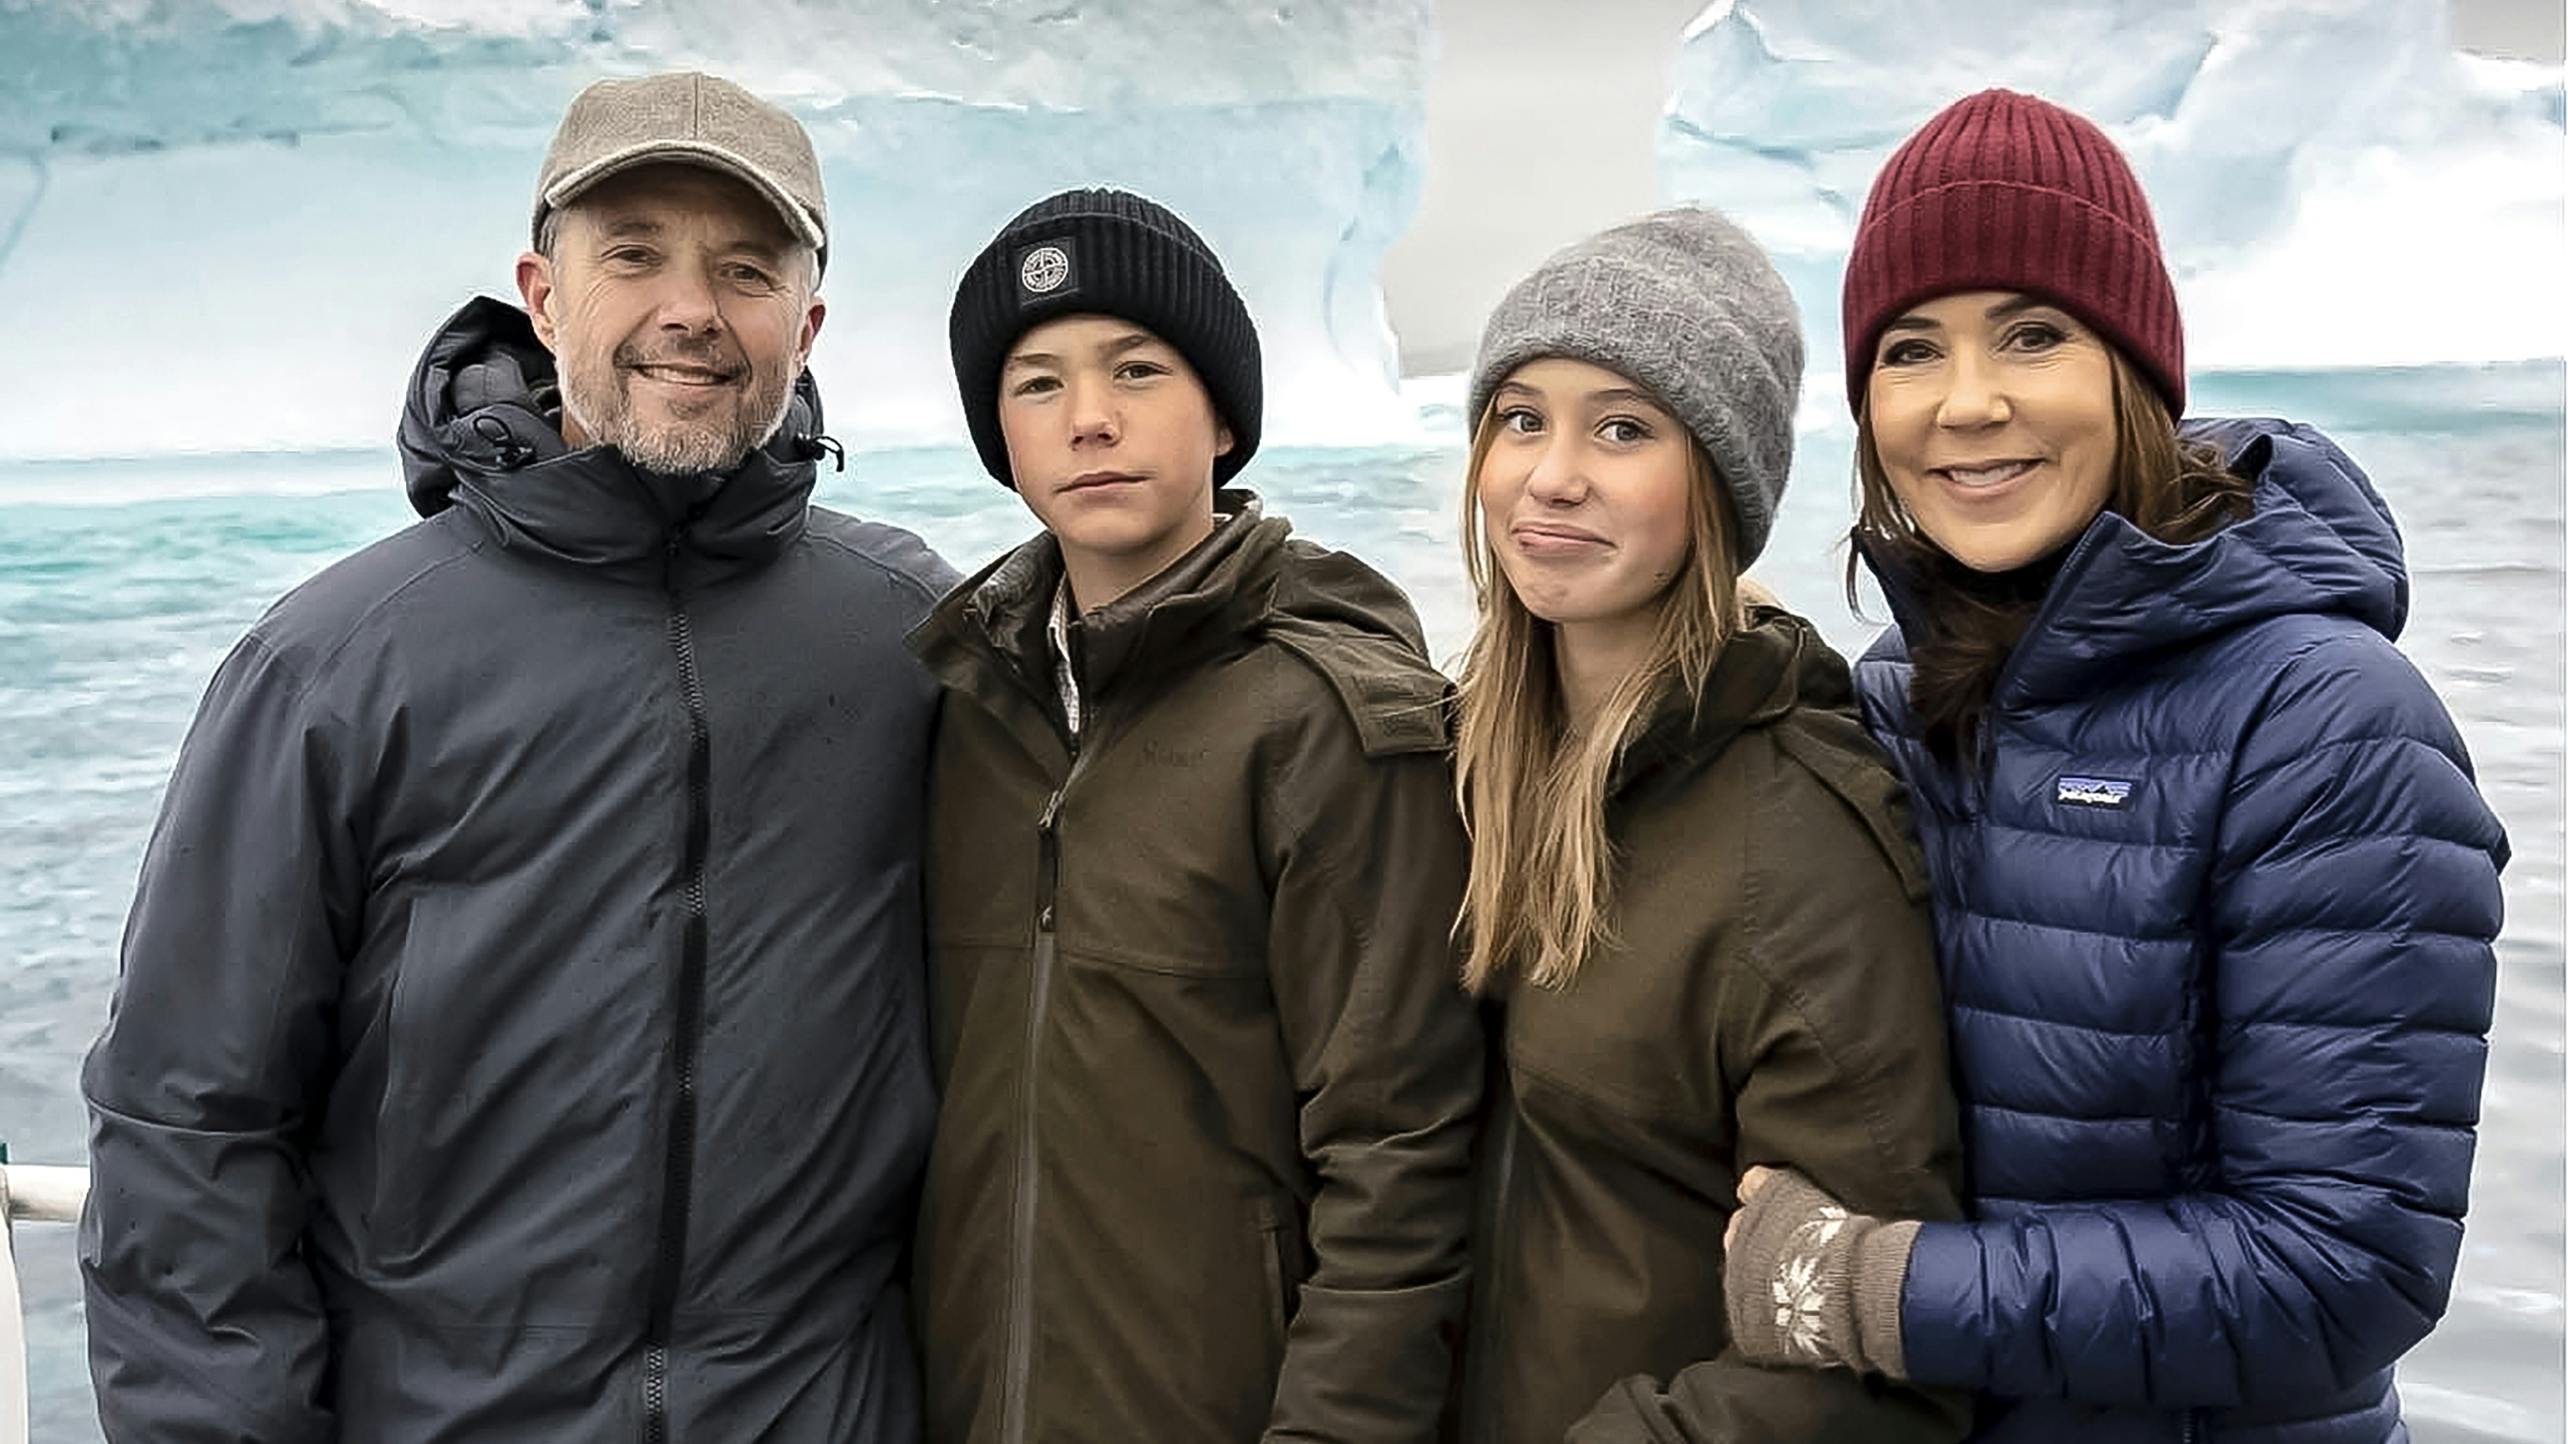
[{"left": 2, "top": 1163, "right": 89, "bottom": 1444}]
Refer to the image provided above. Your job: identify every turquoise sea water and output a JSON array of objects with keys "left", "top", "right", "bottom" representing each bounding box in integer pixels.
[{"left": 2, "top": 362, "right": 2560, "bottom": 1440}]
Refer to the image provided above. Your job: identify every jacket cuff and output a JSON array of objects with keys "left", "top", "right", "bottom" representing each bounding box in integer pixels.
[
  {"left": 1896, "top": 1219, "right": 1988, "bottom": 1390},
  {"left": 1854, "top": 1219, "right": 1921, "bottom": 1379}
]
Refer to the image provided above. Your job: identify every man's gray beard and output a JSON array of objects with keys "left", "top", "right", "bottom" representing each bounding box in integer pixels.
[{"left": 561, "top": 355, "right": 797, "bottom": 476}]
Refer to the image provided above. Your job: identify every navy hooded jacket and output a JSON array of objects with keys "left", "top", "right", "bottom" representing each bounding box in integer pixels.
[
  {"left": 1854, "top": 418, "right": 2509, "bottom": 1444},
  {"left": 81, "top": 297, "right": 953, "bottom": 1442}
]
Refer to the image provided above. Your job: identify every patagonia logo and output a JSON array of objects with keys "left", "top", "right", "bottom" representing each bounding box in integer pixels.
[
  {"left": 1016, "top": 241, "right": 1074, "bottom": 301},
  {"left": 2056, "top": 775, "right": 2135, "bottom": 809}
]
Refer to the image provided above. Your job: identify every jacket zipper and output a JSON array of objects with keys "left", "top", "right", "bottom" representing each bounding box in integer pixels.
[
  {"left": 643, "top": 528, "right": 714, "bottom": 1444},
  {"left": 1001, "top": 730, "right": 1093, "bottom": 1444},
  {"left": 1985, "top": 523, "right": 2107, "bottom": 710},
  {"left": 1463, "top": 1095, "right": 1520, "bottom": 1444}
]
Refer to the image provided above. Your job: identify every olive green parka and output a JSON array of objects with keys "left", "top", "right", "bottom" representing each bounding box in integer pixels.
[
  {"left": 910, "top": 493, "right": 1483, "bottom": 1444},
  {"left": 1455, "top": 607, "right": 1970, "bottom": 1444}
]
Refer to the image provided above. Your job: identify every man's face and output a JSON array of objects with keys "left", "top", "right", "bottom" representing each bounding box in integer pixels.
[
  {"left": 998, "top": 313, "right": 1232, "bottom": 583},
  {"left": 515, "top": 164, "right": 824, "bottom": 475}
]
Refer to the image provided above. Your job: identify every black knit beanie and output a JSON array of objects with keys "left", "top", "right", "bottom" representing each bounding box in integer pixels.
[{"left": 950, "top": 187, "right": 1262, "bottom": 487}]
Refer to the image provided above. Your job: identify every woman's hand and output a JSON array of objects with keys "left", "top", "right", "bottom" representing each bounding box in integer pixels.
[{"left": 1723, "top": 1165, "right": 1922, "bottom": 1378}]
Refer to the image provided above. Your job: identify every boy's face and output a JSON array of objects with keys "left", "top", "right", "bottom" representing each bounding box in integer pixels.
[{"left": 998, "top": 313, "right": 1234, "bottom": 582}]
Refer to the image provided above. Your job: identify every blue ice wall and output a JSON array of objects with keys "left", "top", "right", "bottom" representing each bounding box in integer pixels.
[
  {"left": 1663, "top": 0, "right": 2566, "bottom": 379},
  {"left": 0, "top": 0, "right": 2558, "bottom": 464},
  {"left": 0, "top": 1, "right": 1430, "bottom": 460}
]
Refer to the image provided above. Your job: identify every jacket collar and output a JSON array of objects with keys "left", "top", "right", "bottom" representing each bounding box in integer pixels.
[
  {"left": 396, "top": 296, "right": 826, "bottom": 583},
  {"left": 1611, "top": 605, "right": 1832, "bottom": 798},
  {"left": 913, "top": 489, "right": 1285, "bottom": 731},
  {"left": 1862, "top": 417, "right": 2409, "bottom": 706},
  {"left": 1076, "top": 492, "right": 1287, "bottom": 700}
]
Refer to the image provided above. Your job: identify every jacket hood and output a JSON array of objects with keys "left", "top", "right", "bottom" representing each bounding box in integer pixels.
[
  {"left": 1263, "top": 524, "right": 1434, "bottom": 658},
  {"left": 1614, "top": 604, "right": 1849, "bottom": 796},
  {"left": 1869, "top": 418, "right": 2408, "bottom": 705},
  {"left": 396, "top": 295, "right": 829, "bottom": 575}
]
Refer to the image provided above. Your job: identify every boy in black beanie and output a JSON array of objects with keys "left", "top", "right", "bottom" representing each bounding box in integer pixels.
[{"left": 908, "top": 188, "right": 1481, "bottom": 1444}]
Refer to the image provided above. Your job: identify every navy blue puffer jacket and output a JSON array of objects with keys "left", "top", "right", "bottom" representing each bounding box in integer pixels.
[{"left": 1854, "top": 418, "right": 2509, "bottom": 1444}]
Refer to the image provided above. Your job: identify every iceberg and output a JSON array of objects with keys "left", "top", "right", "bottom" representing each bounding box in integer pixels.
[
  {"left": 0, "top": 0, "right": 1431, "bottom": 462},
  {"left": 0, "top": 0, "right": 2558, "bottom": 469},
  {"left": 1662, "top": 0, "right": 2568, "bottom": 376}
]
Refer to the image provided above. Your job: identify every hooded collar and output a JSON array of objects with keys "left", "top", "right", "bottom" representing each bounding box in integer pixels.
[
  {"left": 396, "top": 296, "right": 829, "bottom": 583},
  {"left": 913, "top": 485, "right": 1438, "bottom": 754},
  {"left": 1071, "top": 493, "right": 1290, "bottom": 699},
  {"left": 1610, "top": 605, "right": 1836, "bottom": 798},
  {"left": 1864, "top": 418, "right": 2409, "bottom": 706},
  {"left": 914, "top": 490, "right": 1282, "bottom": 724}
]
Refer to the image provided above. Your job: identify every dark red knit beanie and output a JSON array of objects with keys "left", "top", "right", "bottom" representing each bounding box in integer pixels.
[{"left": 1841, "top": 88, "right": 2185, "bottom": 416}]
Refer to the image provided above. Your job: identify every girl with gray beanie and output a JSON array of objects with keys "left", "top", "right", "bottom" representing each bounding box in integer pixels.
[{"left": 1445, "top": 206, "right": 1969, "bottom": 1444}]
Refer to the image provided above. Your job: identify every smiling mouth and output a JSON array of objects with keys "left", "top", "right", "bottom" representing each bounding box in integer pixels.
[
  {"left": 1933, "top": 459, "right": 2040, "bottom": 489},
  {"left": 627, "top": 362, "right": 741, "bottom": 387}
]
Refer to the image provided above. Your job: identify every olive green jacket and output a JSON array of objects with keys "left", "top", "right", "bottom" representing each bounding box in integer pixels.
[
  {"left": 910, "top": 493, "right": 1482, "bottom": 1444},
  {"left": 1454, "top": 608, "right": 1970, "bottom": 1444}
]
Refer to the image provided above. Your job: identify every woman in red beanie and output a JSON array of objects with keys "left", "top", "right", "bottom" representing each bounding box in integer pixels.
[{"left": 1714, "top": 88, "right": 2509, "bottom": 1444}]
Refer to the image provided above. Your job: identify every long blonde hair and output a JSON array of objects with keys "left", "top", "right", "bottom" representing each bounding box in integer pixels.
[{"left": 1453, "top": 400, "right": 1743, "bottom": 993}]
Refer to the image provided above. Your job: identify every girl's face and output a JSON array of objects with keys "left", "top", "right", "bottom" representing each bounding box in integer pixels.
[
  {"left": 1865, "top": 290, "right": 2118, "bottom": 574},
  {"left": 1476, "top": 357, "right": 1695, "bottom": 632}
]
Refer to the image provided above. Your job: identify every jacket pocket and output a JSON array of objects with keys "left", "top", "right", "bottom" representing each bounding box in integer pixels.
[
  {"left": 370, "top": 891, "right": 451, "bottom": 1263},
  {"left": 1255, "top": 1195, "right": 1304, "bottom": 1345}
]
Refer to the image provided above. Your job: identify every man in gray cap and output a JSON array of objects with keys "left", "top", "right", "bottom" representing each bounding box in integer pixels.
[{"left": 81, "top": 71, "right": 951, "bottom": 1442}]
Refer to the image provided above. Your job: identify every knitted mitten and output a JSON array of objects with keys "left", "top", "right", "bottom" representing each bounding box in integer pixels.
[{"left": 1722, "top": 1167, "right": 1921, "bottom": 1378}]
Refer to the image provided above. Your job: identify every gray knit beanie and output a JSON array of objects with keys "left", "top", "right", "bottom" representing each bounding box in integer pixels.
[{"left": 1467, "top": 207, "right": 1803, "bottom": 567}]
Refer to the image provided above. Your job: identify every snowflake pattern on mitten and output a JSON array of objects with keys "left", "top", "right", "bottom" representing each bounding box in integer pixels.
[{"left": 1772, "top": 1202, "right": 1848, "bottom": 1359}]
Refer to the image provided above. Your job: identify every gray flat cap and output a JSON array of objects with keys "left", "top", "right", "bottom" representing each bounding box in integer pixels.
[{"left": 534, "top": 71, "right": 828, "bottom": 270}]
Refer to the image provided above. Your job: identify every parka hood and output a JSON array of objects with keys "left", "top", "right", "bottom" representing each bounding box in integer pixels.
[
  {"left": 396, "top": 296, "right": 828, "bottom": 576},
  {"left": 1614, "top": 605, "right": 1854, "bottom": 796},
  {"left": 1868, "top": 418, "right": 2408, "bottom": 706}
]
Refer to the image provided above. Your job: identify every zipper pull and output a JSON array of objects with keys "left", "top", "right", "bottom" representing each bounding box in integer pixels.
[
  {"left": 661, "top": 526, "right": 688, "bottom": 591},
  {"left": 1035, "top": 787, "right": 1065, "bottom": 933}
]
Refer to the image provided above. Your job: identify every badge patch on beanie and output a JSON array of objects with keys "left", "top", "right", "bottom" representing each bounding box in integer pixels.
[{"left": 1016, "top": 241, "right": 1076, "bottom": 303}]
